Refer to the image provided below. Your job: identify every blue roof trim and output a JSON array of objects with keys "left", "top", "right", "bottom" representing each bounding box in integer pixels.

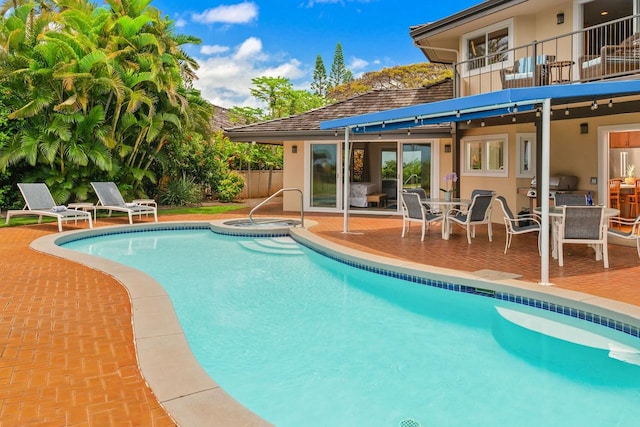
[{"left": 320, "top": 80, "right": 640, "bottom": 131}]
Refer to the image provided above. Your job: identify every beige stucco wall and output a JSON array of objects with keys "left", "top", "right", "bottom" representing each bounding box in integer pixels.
[{"left": 282, "top": 141, "right": 306, "bottom": 212}]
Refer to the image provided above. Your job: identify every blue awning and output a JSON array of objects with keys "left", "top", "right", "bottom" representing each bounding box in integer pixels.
[{"left": 320, "top": 80, "right": 640, "bottom": 132}]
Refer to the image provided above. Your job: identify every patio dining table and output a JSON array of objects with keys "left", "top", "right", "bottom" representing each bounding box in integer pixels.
[
  {"left": 423, "top": 197, "right": 472, "bottom": 240},
  {"left": 534, "top": 206, "right": 619, "bottom": 259}
]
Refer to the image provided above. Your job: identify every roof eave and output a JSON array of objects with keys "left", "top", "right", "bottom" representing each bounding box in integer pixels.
[{"left": 410, "top": 0, "right": 526, "bottom": 40}]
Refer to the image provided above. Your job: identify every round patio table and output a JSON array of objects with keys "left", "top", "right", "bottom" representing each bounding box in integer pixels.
[{"left": 423, "top": 198, "right": 471, "bottom": 240}]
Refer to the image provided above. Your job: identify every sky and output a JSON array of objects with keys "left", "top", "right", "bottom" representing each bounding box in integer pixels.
[{"left": 150, "top": 0, "right": 480, "bottom": 109}]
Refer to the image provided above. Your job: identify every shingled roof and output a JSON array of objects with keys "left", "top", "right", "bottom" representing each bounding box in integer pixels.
[{"left": 224, "top": 78, "right": 453, "bottom": 142}]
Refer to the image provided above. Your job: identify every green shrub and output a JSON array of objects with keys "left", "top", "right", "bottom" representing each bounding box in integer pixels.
[
  {"left": 217, "top": 172, "right": 245, "bottom": 203},
  {"left": 158, "top": 176, "right": 201, "bottom": 206}
]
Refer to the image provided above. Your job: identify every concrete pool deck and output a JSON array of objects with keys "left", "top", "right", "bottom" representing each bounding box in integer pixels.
[{"left": 2, "top": 202, "right": 640, "bottom": 425}]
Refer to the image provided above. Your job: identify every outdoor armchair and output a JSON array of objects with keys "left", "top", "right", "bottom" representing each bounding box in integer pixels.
[
  {"left": 607, "top": 215, "right": 640, "bottom": 259},
  {"left": 6, "top": 183, "right": 93, "bottom": 232},
  {"left": 448, "top": 190, "right": 496, "bottom": 244},
  {"left": 496, "top": 195, "right": 541, "bottom": 254},
  {"left": 91, "top": 182, "right": 158, "bottom": 224},
  {"left": 400, "top": 191, "right": 443, "bottom": 241},
  {"left": 557, "top": 206, "right": 609, "bottom": 268}
]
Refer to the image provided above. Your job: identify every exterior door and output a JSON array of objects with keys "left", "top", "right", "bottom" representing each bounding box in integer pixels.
[
  {"left": 401, "top": 143, "right": 433, "bottom": 196},
  {"left": 309, "top": 142, "right": 340, "bottom": 209}
]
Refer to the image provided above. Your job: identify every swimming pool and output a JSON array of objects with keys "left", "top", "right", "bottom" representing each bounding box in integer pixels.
[{"left": 59, "top": 226, "right": 640, "bottom": 426}]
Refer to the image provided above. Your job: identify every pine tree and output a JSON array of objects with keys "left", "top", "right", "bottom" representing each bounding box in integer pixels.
[
  {"left": 311, "top": 55, "right": 327, "bottom": 97},
  {"left": 329, "top": 43, "right": 350, "bottom": 88}
]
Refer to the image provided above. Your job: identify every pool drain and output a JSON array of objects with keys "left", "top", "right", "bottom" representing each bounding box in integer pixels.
[{"left": 399, "top": 418, "right": 421, "bottom": 427}]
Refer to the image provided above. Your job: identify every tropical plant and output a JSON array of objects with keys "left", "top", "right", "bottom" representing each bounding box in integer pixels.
[
  {"left": 0, "top": 0, "right": 211, "bottom": 202},
  {"left": 216, "top": 171, "right": 245, "bottom": 203},
  {"left": 157, "top": 174, "right": 201, "bottom": 206}
]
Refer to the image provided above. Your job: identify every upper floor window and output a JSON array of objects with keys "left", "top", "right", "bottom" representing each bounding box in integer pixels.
[{"left": 463, "top": 20, "right": 512, "bottom": 71}]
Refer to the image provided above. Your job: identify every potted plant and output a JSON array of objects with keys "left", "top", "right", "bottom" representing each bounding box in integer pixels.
[
  {"left": 625, "top": 164, "right": 636, "bottom": 185},
  {"left": 440, "top": 172, "right": 458, "bottom": 201}
]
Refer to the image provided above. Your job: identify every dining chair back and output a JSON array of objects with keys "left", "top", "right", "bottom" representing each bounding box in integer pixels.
[
  {"left": 557, "top": 205, "right": 609, "bottom": 268},
  {"left": 625, "top": 180, "right": 640, "bottom": 218},
  {"left": 609, "top": 178, "right": 623, "bottom": 210},
  {"left": 554, "top": 193, "right": 587, "bottom": 206}
]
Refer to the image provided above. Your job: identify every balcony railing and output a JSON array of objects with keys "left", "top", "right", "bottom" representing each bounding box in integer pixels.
[{"left": 453, "top": 14, "right": 640, "bottom": 97}]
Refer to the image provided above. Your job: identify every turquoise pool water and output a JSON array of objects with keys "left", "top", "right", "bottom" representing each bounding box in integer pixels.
[{"left": 63, "top": 229, "right": 640, "bottom": 427}]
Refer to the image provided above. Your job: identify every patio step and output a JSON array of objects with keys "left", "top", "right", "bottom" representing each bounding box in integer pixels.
[{"left": 238, "top": 237, "right": 304, "bottom": 255}]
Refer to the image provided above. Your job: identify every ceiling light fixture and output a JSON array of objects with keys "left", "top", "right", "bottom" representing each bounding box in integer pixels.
[
  {"left": 565, "top": 107, "right": 570, "bottom": 116},
  {"left": 591, "top": 100, "right": 598, "bottom": 110},
  {"left": 608, "top": 99, "right": 613, "bottom": 108},
  {"left": 334, "top": 130, "right": 338, "bottom": 137},
  {"left": 513, "top": 104, "right": 518, "bottom": 113},
  {"left": 481, "top": 120, "right": 486, "bottom": 127},
  {"left": 407, "top": 129, "right": 411, "bottom": 136},
  {"left": 535, "top": 108, "right": 541, "bottom": 117},
  {"left": 456, "top": 110, "right": 461, "bottom": 118},
  {"left": 512, "top": 115, "right": 517, "bottom": 122},
  {"left": 466, "top": 119, "right": 472, "bottom": 125}
]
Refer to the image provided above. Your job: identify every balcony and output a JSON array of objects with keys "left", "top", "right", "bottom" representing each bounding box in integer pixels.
[{"left": 453, "top": 14, "right": 640, "bottom": 98}]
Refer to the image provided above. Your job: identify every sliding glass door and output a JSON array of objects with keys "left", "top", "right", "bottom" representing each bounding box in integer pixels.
[
  {"left": 401, "top": 143, "right": 432, "bottom": 196},
  {"left": 309, "top": 143, "right": 339, "bottom": 208}
]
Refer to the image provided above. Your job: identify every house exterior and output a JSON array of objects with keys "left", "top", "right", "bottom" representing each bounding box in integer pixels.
[
  {"left": 408, "top": 0, "right": 640, "bottom": 217},
  {"left": 226, "top": 0, "right": 640, "bottom": 221},
  {"left": 225, "top": 80, "right": 454, "bottom": 212}
]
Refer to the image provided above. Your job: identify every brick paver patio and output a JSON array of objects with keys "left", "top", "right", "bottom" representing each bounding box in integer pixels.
[{"left": 1, "top": 202, "right": 639, "bottom": 425}]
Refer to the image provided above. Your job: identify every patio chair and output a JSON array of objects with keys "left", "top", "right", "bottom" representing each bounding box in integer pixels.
[
  {"left": 495, "top": 195, "right": 541, "bottom": 254},
  {"left": 554, "top": 193, "right": 587, "bottom": 206},
  {"left": 500, "top": 54, "right": 555, "bottom": 88},
  {"left": 607, "top": 215, "right": 640, "bottom": 259},
  {"left": 400, "top": 191, "right": 443, "bottom": 241},
  {"left": 557, "top": 206, "right": 609, "bottom": 268},
  {"left": 448, "top": 190, "right": 496, "bottom": 244},
  {"left": 91, "top": 182, "right": 158, "bottom": 224},
  {"left": 6, "top": 183, "right": 93, "bottom": 232},
  {"left": 580, "top": 33, "right": 640, "bottom": 81}
]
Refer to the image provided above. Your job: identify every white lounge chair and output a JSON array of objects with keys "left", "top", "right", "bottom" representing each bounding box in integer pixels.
[
  {"left": 91, "top": 182, "right": 157, "bottom": 224},
  {"left": 6, "top": 183, "right": 93, "bottom": 232}
]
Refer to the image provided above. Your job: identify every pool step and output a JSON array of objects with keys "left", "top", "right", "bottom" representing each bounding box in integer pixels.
[{"left": 239, "top": 237, "right": 304, "bottom": 255}]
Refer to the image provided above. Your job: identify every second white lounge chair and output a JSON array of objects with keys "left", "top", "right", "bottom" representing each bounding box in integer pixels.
[{"left": 91, "top": 182, "right": 158, "bottom": 224}]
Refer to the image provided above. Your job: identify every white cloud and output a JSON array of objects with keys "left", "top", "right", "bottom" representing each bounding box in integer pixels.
[
  {"left": 349, "top": 57, "right": 368, "bottom": 71},
  {"left": 200, "top": 44, "right": 230, "bottom": 55},
  {"left": 193, "top": 37, "right": 305, "bottom": 108},
  {"left": 174, "top": 18, "right": 187, "bottom": 28},
  {"left": 192, "top": 2, "right": 258, "bottom": 25}
]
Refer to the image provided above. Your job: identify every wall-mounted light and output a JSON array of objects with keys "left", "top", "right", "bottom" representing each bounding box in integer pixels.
[
  {"left": 444, "top": 144, "right": 452, "bottom": 153},
  {"left": 466, "top": 119, "right": 472, "bottom": 125},
  {"left": 564, "top": 107, "right": 570, "bottom": 116},
  {"left": 512, "top": 115, "right": 517, "bottom": 122},
  {"left": 334, "top": 130, "right": 338, "bottom": 137},
  {"left": 580, "top": 123, "right": 589, "bottom": 134},
  {"left": 591, "top": 100, "right": 598, "bottom": 110},
  {"left": 608, "top": 99, "right": 613, "bottom": 108},
  {"left": 407, "top": 129, "right": 411, "bottom": 136},
  {"left": 556, "top": 12, "right": 564, "bottom": 25},
  {"left": 481, "top": 120, "right": 486, "bottom": 127},
  {"left": 291, "top": 144, "right": 298, "bottom": 154}
]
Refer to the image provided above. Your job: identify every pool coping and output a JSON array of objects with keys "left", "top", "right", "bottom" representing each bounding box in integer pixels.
[{"left": 29, "top": 220, "right": 640, "bottom": 426}]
